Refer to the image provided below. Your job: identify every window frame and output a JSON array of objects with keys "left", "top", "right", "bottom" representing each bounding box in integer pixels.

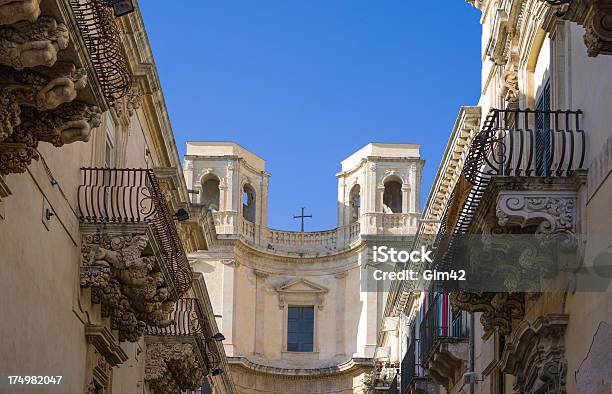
[{"left": 286, "top": 305, "right": 315, "bottom": 353}]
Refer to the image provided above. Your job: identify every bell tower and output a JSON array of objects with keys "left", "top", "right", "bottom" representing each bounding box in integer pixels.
[
  {"left": 336, "top": 143, "right": 423, "bottom": 235},
  {"left": 184, "top": 142, "right": 270, "bottom": 234}
]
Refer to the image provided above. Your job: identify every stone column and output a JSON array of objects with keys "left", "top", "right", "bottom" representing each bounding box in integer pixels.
[
  {"left": 224, "top": 162, "right": 234, "bottom": 212},
  {"left": 358, "top": 261, "right": 378, "bottom": 358},
  {"left": 335, "top": 271, "right": 348, "bottom": 356},
  {"left": 184, "top": 160, "right": 194, "bottom": 203},
  {"left": 221, "top": 259, "right": 238, "bottom": 356},
  {"left": 401, "top": 185, "right": 410, "bottom": 214},
  {"left": 253, "top": 269, "right": 268, "bottom": 356}
]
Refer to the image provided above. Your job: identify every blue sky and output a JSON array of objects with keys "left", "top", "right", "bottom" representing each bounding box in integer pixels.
[{"left": 139, "top": 1, "right": 482, "bottom": 231}]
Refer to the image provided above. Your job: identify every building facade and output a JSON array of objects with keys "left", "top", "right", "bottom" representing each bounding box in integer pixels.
[
  {"left": 0, "top": 1, "right": 234, "bottom": 393},
  {"left": 380, "top": 1, "right": 612, "bottom": 394},
  {"left": 184, "top": 142, "right": 424, "bottom": 393}
]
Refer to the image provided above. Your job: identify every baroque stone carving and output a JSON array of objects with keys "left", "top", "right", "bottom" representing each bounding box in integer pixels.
[
  {"left": 0, "top": 16, "right": 68, "bottom": 69},
  {"left": 550, "top": 0, "right": 612, "bottom": 57},
  {"left": 145, "top": 342, "right": 205, "bottom": 393},
  {"left": 81, "top": 231, "right": 178, "bottom": 342},
  {"left": 501, "top": 314, "right": 568, "bottom": 393},
  {"left": 114, "top": 83, "right": 143, "bottom": 119},
  {"left": 450, "top": 292, "right": 524, "bottom": 338},
  {"left": 0, "top": 0, "right": 41, "bottom": 25},
  {"left": 500, "top": 69, "right": 519, "bottom": 105},
  {"left": 18, "top": 101, "right": 101, "bottom": 146},
  {"left": 496, "top": 194, "right": 577, "bottom": 236},
  {"left": 0, "top": 100, "right": 101, "bottom": 175},
  {"left": 0, "top": 65, "right": 88, "bottom": 141}
]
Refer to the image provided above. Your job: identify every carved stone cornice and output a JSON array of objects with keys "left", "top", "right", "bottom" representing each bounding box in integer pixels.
[
  {"left": 80, "top": 226, "right": 178, "bottom": 342},
  {"left": 145, "top": 342, "right": 205, "bottom": 393},
  {"left": 545, "top": 0, "right": 612, "bottom": 57},
  {"left": 501, "top": 314, "right": 569, "bottom": 393}
]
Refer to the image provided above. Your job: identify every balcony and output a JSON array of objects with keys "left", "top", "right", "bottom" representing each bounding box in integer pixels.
[
  {"left": 211, "top": 211, "right": 417, "bottom": 257},
  {"left": 145, "top": 298, "right": 220, "bottom": 393},
  {"left": 420, "top": 294, "right": 469, "bottom": 391},
  {"left": 388, "top": 375, "right": 398, "bottom": 394},
  {"left": 212, "top": 212, "right": 362, "bottom": 256},
  {"left": 432, "top": 108, "right": 587, "bottom": 338},
  {"left": 78, "top": 168, "right": 193, "bottom": 342},
  {"left": 366, "top": 361, "right": 399, "bottom": 393},
  {"left": 0, "top": 0, "right": 132, "bottom": 175},
  {"left": 401, "top": 339, "right": 438, "bottom": 394}
]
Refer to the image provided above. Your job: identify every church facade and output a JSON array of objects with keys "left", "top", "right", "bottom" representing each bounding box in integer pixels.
[{"left": 184, "top": 142, "right": 423, "bottom": 393}]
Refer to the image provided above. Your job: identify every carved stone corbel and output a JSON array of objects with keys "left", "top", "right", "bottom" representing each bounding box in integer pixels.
[
  {"left": 0, "top": 100, "right": 101, "bottom": 175},
  {"left": 450, "top": 292, "right": 524, "bottom": 339},
  {"left": 0, "top": 16, "right": 68, "bottom": 69},
  {"left": 0, "top": 0, "right": 41, "bottom": 25},
  {"left": 547, "top": 0, "right": 612, "bottom": 57},
  {"left": 18, "top": 101, "right": 102, "bottom": 146},
  {"left": 145, "top": 342, "right": 205, "bottom": 393},
  {"left": 81, "top": 229, "right": 178, "bottom": 342},
  {"left": 501, "top": 314, "right": 569, "bottom": 393},
  {"left": 0, "top": 65, "right": 87, "bottom": 141},
  {"left": 496, "top": 194, "right": 577, "bottom": 237},
  {"left": 114, "top": 83, "right": 143, "bottom": 121}
]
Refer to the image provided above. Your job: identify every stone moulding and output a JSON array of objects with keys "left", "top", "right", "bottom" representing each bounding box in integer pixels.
[
  {"left": 276, "top": 278, "right": 328, "bottom": 310},
  {"left": 85, "top": 324, "right": 128, "bottom": 367},
  {"left": 80, "top": 224, "right": 178, "bottom": 342},
  {"left": 145, "top": 341, "right": 205, "bottom": 393},
  {"left": 501, "top": 313, "right": 569, "bottom": 393}
]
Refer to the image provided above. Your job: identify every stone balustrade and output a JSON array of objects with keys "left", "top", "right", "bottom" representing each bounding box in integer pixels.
[{"left": 211, "top": 211, "right": 417, "bottom": 256}]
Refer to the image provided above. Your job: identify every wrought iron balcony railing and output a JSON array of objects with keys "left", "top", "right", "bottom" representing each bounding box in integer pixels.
[
  {"left": 145, "top": 297, "right": 221, "bottom": 371},
  {"left": 400, "top": 338, "right": 425, "bottom": 393},
  {"left": 434, "top": 108, "right": 586, "bottom": 261},
  {"left": 388, "top": 375, "right": 399, "bottom": 394},
  {"left": 68, "top": 0, "right": 131, "bottom": 103},
  {"left": 77, "top": 167, "right": 192, "bottom": 296},
  {"left": 464, "top": 109, "right": 585, "bottom": 184},
  {"left": 419, "top": 293, "right": 469, "bottom": 364}
]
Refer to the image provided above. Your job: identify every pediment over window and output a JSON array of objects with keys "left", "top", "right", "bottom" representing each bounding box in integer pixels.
[{"left": 275, "top": 278, "right": 328, "bottom": 310}]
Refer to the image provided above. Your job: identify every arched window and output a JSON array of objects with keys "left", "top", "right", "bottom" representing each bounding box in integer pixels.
[
  {"left": 383, "top": 179, "right": 402, "bottom": 213},
  {"left": 200, "top": 175, "right": 220, "bottom": 211},
  {"left": 349, "top": 184, "right": 361, "bottom": 223},
  {"left": 242, "top": 184, "right": 256, "bottom": 222}
]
